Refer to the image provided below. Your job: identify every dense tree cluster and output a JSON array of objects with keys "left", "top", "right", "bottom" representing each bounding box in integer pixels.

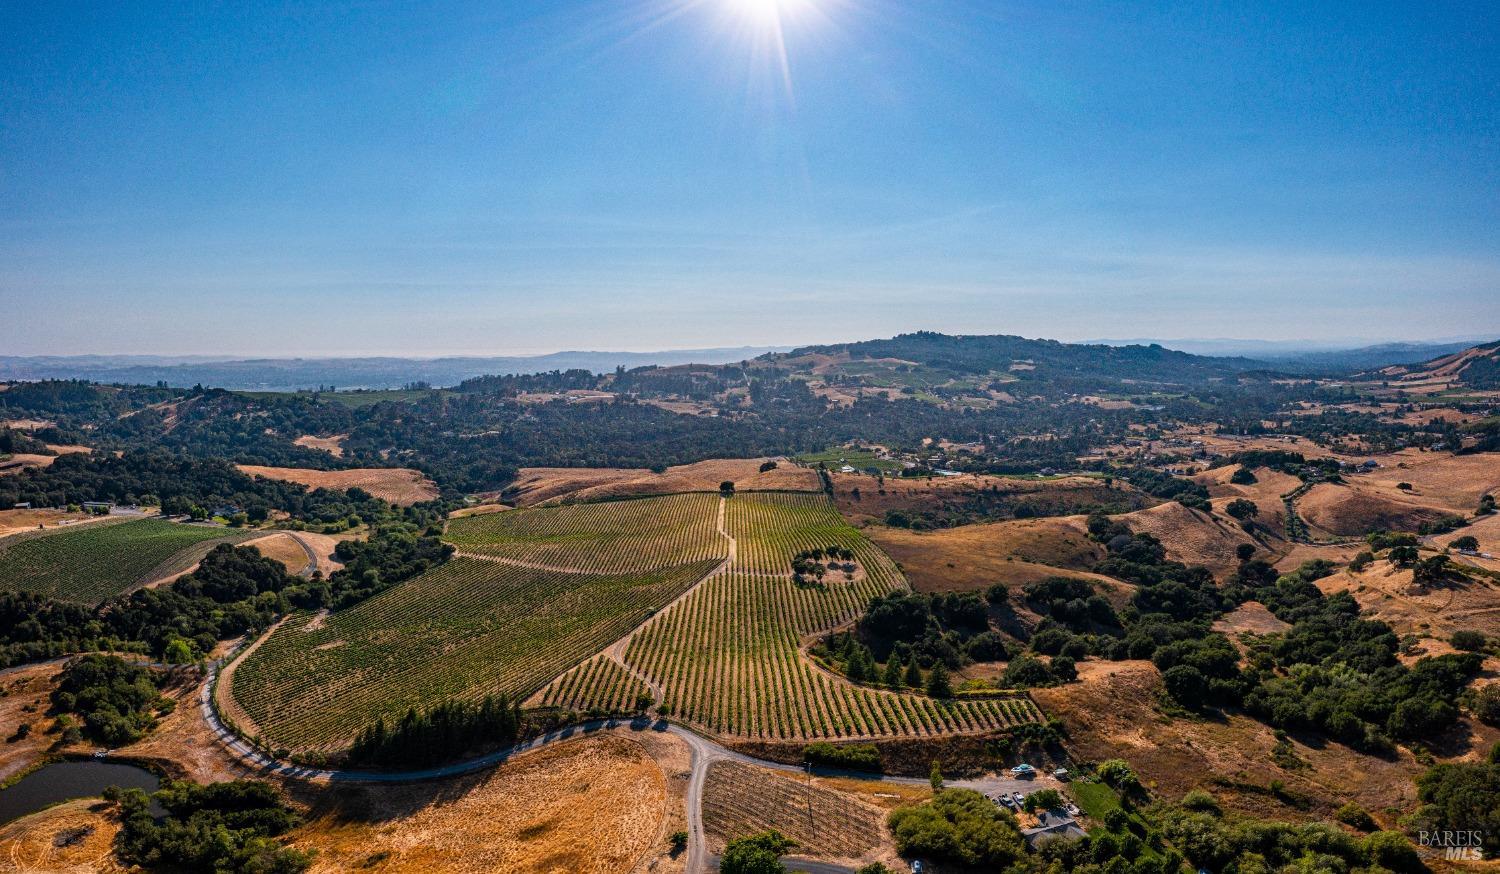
[
  {"left": 1413, "top": 741, "right": 1500, "bottom": 855},
  {"left": 1230, "top": 560, "right": 1482, "bottom": 751},
  {"left": 347, "top": 695, "right": 520, "bottom": 768},
  {"left": 108, "top": 779, "right": 310, "bottom": 873},
  {"left": 50, "top": 654, "right": 171, "bottom": 745},
  {"left": 1157, "top": 797, "right": 1421, "bottom": 873},
  {"left": 888, "top": 788, "right": 1029, "bottom": 869}
]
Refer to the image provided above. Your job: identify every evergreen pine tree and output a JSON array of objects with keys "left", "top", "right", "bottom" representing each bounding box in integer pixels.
[
  {"left": 882, "top": 654, "right": 903, "bottom": 687},
  {"left": 847, "top": 651, "right": 867, "bottom": 683},
  {"left": 926, "top": 662, "right": 953, "bottom": 699}
]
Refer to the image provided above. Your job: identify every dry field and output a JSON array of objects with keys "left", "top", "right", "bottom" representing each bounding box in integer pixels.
[
  {"left": 1434, "top": 513, "right": 1500, "bottom": 557},
  {"left": 702, "top": 760, "right": 897, "bottom": 868},
  {"left": 237, "top": 465, "right": 439, "bottom": 505},
  {"left": 1271, "top": 541, "right": 1365, "bottom": 574},
  {"left": 1212, "top": 602, "right": 1292, "bottom": 657},
  {"left": 1195, "top": 464, "right": 1302, "bottom": 502},
  {"left": 291, "top": 734, "right": 673, "bottom": 874},
  {"left": 1356, "top": 450, "right": 1500, "bottom": 514},
  {"left": 0, "top": 419, "right": 54, "bottom": 431},
  {"left": 1213, "top": 601, "right": 1292, "bottom": 637},
  {"left": 117, "top": 673, "right": 264, "bottom": 784},
  {"left": 0, "top": 798, "right": 125, "bottom": 874},
  {"left": 1030, "top": 661, "right": 1464, "bottom": 822},
  {"left": 0, "top": 662, "right": 63, "bottom": 784},
  {"left": 0, "top": 508, "right": 95, "bottom": 540},
  {"left": 1297, "top": 483, "right": 1453, "bottom": 538},
  {"left": 0, "top": 454, "right": 56, "bottom": 475},
  {"left": 1157, "top": 428, "right": 1338, "bottom": 461},
  {"left": 507, "top": 458, "right": 818, "bottom": 506},
  {"left": 446, "top": 503, "right": 510, "bottom": 519},
  {"left": 292, "top": 531, "right": 348, "bottom": 577},
  {"left": 867, "top": 517, "right": 1129, "bottom": 600},
  {"left": 244, "top": 532, "right": 315, "bottom": 574},
  {"left": 872, "top": 515, "right": 1101, "bottom": 575},
  {"left": 642, "top": 398, "right": 718, "bottom": 416},
  {"left": 1317, "top": 563, "right": 1500, "bottom": 642},
  {"left": 1119, "top": 501, "right": 1259, "bottom": 579},
  {"left": 293, "top": 434, "right": 347, "bottom": 457}
]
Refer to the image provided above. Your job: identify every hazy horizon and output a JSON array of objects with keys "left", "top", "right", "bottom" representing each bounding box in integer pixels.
[
  {"left": 3, "top": 332, "right": 1496, "bottom": 364},
  {"left": 4, "top": 2, "right": 1497, "bottom": 354}
]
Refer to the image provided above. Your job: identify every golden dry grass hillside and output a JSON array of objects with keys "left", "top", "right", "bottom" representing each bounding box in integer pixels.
[
  {"left": 1296, "top": 483, "right": 1453, "bottom": 538},
  {"left": 1316, "top": 561, "right": 1500, "bottom": 643},
  {"left": 1357, "top": 450, "right": 1500, "bottom": 513},
  {"left": 0, "top": 507, "right": 96, "bottom": 540},
  {"left": 291, "top": 734, "right": 675, "bottom": 874},
  {"left": 868, "top": 515, "right": 1116, "bottom": 594},
  {"left": 506, "top": 457, "right": 817, "bottom": 505},
  {"left": 237, "top": 465, "right": 439, "bottom": 506},
  {"left": 292, "top": 434, "right": 347, "bottom": 457},
  {"left": 0, "top": 798, "right": 126, "bottom": 874},
  {"left": 1118, "top": 501, "right": 1259, "bottom": 578},
  {"left": 0, "top": 662, "right": 64, "bottom": 783}
]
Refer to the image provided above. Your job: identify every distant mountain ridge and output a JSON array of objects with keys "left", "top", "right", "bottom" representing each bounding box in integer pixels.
[
  {"left": 1088, "top": 337, "right": 1493, "bottom": 372},
  {"left": 0, "top": 347, "right": 791, "bottom": 392},
  {"left": 1373, "top": 340, "right": 1500, "bottom": 389},
  {"left": 773, "top": 331, "right": 1268, "bottom": 386}
]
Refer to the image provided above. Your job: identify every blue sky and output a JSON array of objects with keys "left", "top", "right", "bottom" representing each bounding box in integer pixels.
[{"left": 2, "top": 1, "right": 1497, "bottom": 355}]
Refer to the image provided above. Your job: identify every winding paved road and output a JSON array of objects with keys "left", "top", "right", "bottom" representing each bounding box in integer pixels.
[
  {"left": 198, "top": 668, "right": 1050, "bottom": 873},
  {"left": 282, "top": 531, "right": 320, "bottom": 578}
]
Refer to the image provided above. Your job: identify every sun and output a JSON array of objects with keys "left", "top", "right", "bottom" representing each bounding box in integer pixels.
[{"left": 730, "top": 0, "right": 794, "bottom": 26}]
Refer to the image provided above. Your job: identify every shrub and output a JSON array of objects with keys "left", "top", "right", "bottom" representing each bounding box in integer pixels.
[
  {"left": 965, "top": 630, "right": 1012, "bottom": 662},
  {"left": 1335, "top": 801, "right": 1376, "bottom": 831},
  {"left": 1001, "top": 655, "right": 1055, "bottom": 688},
  {"left": 720, "top": 830, "right": 794, "bottom": 874},
  {"left": 1023, "top": 788, "right": 1063, "bottom": 812},
  {"left": 803, "top": 742, "right": 881, "bottom": 772},
  {"left": 1452, "top": 629, "right": 1487, "bottom": 652},
  {"left": 1363, "top": 831, "right": 1422, "bottom": 872},
  {"left": 1470, "top": 684, "right": 1500, "bottom": 727},
  {"left": 1096, "top": 759, "right": 1139, "bottom": 791},
  {"left": 1451, "top": 535, "right": 1480, "bottom": 552},
  {"left": 1180, "top": 789, "right": 1220, "bottom": 815},
  {"left": 1162, "top": 664, "right": 1209, "bottom": 707}
]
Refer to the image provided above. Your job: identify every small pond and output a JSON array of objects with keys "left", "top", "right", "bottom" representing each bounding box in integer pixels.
[{"left": 0, "top": 760, "right": 159, "bottom": 824}]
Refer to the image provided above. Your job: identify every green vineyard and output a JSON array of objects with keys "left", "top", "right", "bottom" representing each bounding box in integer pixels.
[
  {"left": 621, "top": 493, "right": 1043, "bottom": 740},
  {"left": 227, "top": 489, "right": 1043, "bottom": 753},
  {"left": 0, "top": 517, "right": 253, "bottom": 604},
  {"left": 231, "top": 556, "right": 718, "bottom": 749},
  {"left": 539, "top": 655, "right": 651, "bottom": 714},
  {"left": 443, "top": 492, "right": 727, "bottom": 573}
]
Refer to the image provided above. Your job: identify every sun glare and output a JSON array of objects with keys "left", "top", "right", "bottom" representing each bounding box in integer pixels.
[
  {"left": 730, "top": 0, "right": 804, "bottom": 28},
  {"left": 715, "top": 0, "right": 826, "bottom": 99}
]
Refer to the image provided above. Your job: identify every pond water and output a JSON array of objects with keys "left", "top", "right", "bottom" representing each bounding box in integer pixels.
[{"left": 0, "top": 760, "right": 159, "bottom": 824}]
